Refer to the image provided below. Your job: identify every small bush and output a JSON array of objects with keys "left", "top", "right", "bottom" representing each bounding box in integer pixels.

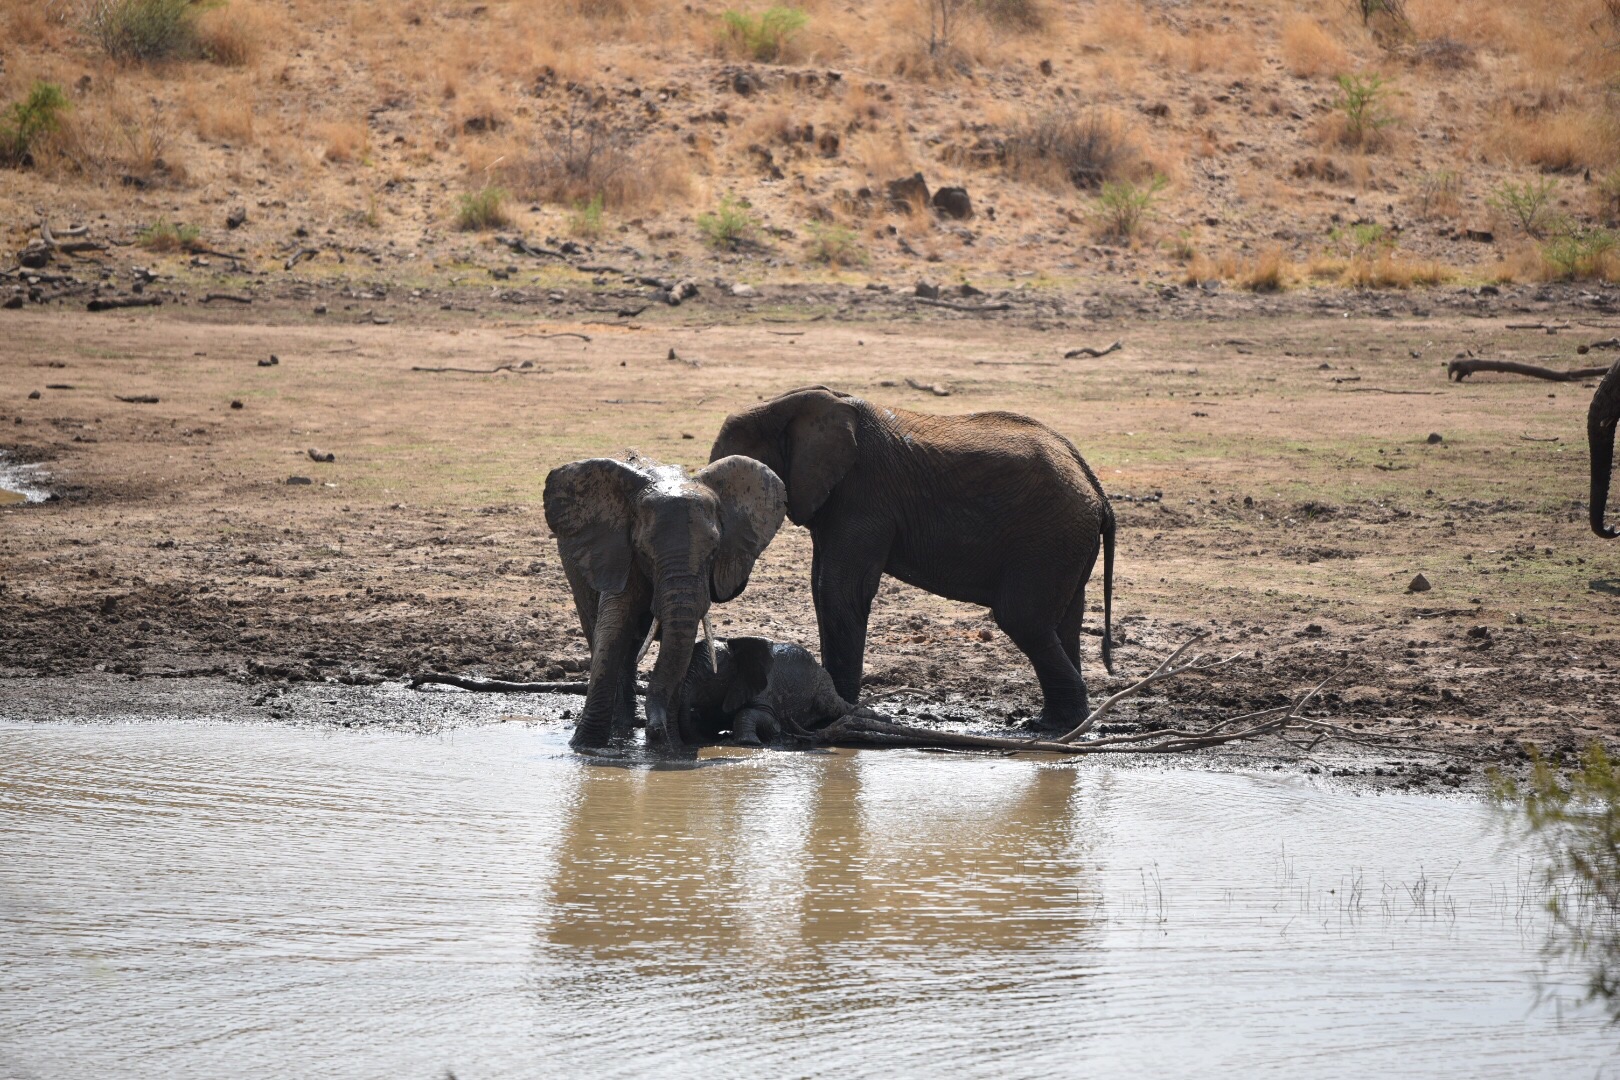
[
  {"left": 1092, "top": 175, "right": 1166, "bottom": 243},
  {"left": 568, "top": 194, "right": 606, "bottom": 239},
  {"left": 1331, "top": 73, "right": 1396, "bottom": 149},
  {"left": 493, "top": 109, "right": 687, "bottom": 210},
  {"left": 1238, "top": 248, "right": 1288, "bottom": 292},
  {"left": 979, "top": 0, "right": 1043, "bottom": 29},
  {"left": 1005, "top": 108, "right": 1138, "bottom": 191},
  {"left": 195, "top": 2, "right": 268, "bottom": 66},
  {"left": 0, "top": 82, "right": 71, "bottom": 168},
  {"left": 137, "top": 219, "right": 201, "bottom": 252},
  {"left": 1280, "top": 15, "right": 1349, "bottom": 78},
  {"left": 1540, "top": 225, "right": 1619, "bottom": 282},
  {"left": 1494, "top": 745, "right": 1620, "bottom": 1018},
  {"left": 698, "top": 194, "right": 760, "bottom": 248},
  {"left": 455, "top": 186, "right": 511, "bottom": 231},
  {"left": 1416, "top": 169, "right": 1462, "bottom": 220},
  {"left": 84, "top": 0, "right": 201, "bottom": 61},
  {"left": 717, "top": 7, "right": 807, "bottom": 62},
  {"left": 1488, "top": 177, "right": 1560, "bottom": 238},
  {"left": 805, "top": 220, "right": 866, "bottom": 266}
]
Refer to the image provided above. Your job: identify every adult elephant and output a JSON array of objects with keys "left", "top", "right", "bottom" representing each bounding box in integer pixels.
[
  {"left": 543, "top": 454, "right": 785, "bottom": 750},
  {"left": 709, "top": 386, "right": 1115, "bottom": 732},
  {"left": 1590, "top": 357, "right": 1620, "bottom": 538}
]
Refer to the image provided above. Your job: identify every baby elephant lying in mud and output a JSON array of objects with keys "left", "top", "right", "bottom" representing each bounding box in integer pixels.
[{"left": 681, "top": 636, "right": 880, "bottom": 746}]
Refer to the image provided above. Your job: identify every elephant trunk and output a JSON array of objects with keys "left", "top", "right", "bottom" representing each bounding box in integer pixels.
[
  {"left": 1591, "top": 364, "right": 1620, "bottom": 539},
  {"left": 644, "top": 577, "right": 706, "bottom": 748}
]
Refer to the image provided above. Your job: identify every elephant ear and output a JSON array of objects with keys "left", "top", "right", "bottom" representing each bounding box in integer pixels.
[
  {"left": 696, "top": 455, "right": 786, "bottom": 602},
  {"left": 543, "top": 458, "right": 650, "bottom": 593},
  {"left": 783, "top": 388, "right": 859, "bottom": 525}
]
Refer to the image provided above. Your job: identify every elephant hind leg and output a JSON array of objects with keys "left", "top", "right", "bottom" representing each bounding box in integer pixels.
[
  {"left": 1057, "top": 581, "right": 1088, "bottom": 672},
  {"left": 995, "top": 601, "right": 1088, "bottom": 733}
]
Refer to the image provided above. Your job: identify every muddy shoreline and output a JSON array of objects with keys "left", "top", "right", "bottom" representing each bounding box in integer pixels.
[{"left": 3, "top": 285, "right": 1618, "bottom": 792}]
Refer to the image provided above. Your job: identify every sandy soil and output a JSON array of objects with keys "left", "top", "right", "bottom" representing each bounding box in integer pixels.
[{"left": 3, "top": 282, "right": 1618, "bottom": 790}]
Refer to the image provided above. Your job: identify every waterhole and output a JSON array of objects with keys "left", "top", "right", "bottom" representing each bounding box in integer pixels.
[
  {"left": 0, "top": 722, "right": 1611, "bottom": 1078},
  {"left": 0, "top": 455, "right": 48, "bottom": 505}
]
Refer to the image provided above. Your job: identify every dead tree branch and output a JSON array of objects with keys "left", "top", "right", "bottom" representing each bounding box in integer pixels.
[
  {"left": 410, "top": 361, "right": 547, "bottom": 374},
  {"left": 1063, "top": 341, "right": 1123, "bottom": 359},
  {"left": 906, "top": 377, "right": 951, "bottom": 396},
  {"left": 1447, "top": 358, "right": 1610, "bottom": 382}
]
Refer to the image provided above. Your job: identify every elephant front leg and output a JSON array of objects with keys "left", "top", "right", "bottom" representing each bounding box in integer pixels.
[
  {"left": 811, "top": 532, "right": 885, "bottom": 705},
  {"left": 572, "top": 591, "right": 646, "bottom": 751},
  {"left": 731, "top": 703, "right": 780, "bottom": 747}
]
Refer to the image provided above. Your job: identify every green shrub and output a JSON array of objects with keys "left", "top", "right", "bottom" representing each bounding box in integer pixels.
[
  {"left": 568, "top": 194, "right": 605, "bottom": 239},
  {"left": 697, "top": 194, "right": 760, "bottom": 248},
  {"left": 0, "top": 82, "right": 70, "bottom": 168},
  {"left": 1541, "top": 224, "right": 1617, "bottom": 281},
  {"left": 1092, "top": 175, "right": 1166, "bottom": 243},
  {"left": 1489, "top": 176, "right": 1560, "bottom": 238},
  {"left": 804, "top": 220, "right": 866, "bottom": 266},
  {"left": 84, "top": 0, "right": 202, "bottom": 62},
  {"left": 137, "top": 219, "right": 201, "bottom": 252},
  {"left": 1494, "top": 745, "right": 1620, "bottom": 1017},
  {"left": 455, "top": 186, "right": 511, "bottom": 231},
  {"left": 1332, "top": 73, "right": 1396, "bottom": 148},
  {"left": 718, "top": 7, "right": 807, "bottom": 62}
]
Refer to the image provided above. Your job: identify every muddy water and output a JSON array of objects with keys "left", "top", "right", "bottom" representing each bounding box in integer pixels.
[
  {"left": 0, "top": 488, "right": 25, "bottom": 506},
  {"left": 1, "top": 723, "right": 1612, "bottom": 1079}
]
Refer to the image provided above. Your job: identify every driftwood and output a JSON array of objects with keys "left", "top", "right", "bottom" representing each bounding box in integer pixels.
[
  {"left": 905, "top": 377, "right": 950, "bottom": 396},
  {"left": 1063, "top": 341, "right": 1123, "bottom": 359},
  {"left": 284, "top": 248, "right": 319, "bottom": 270},
  {"left": 87, "top": 296, "right": 161, "bottom": 312},
  {"left": 507, "top": 332, "right": 591, "bottom": 342},
  {"left": 499, "top": 235, "right": 568, "bottom": 260},
  {"left": 577, "top": 263, "right": 627, "bottom": 275},
  {"left": 1447, "top": 358, "right": 1610, "bottom": 382},
  {"left": 201, "top": 293, "right": 253, "bottom": 304},
  {"left": 410, "top": 361, "right": 546, "bottom": 374},
  {"left": 1505, "top": 322, "right": 1570, "bottom": 331},
  {"left": 114, "top": 394, "right": 160, "bottom": 403}
]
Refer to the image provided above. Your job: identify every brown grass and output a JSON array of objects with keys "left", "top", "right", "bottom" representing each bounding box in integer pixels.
[
  {"left": 318, "top": 120, "right": 369, "bottom": 164},
  {"left": 1492, "top": 108, "right": 1615, "bottom": 173},
  {"left": 491, "top": 120, "right": 691, "bottom": 210},
  {"left": 195, "top": 2, "right": 274, "bottom": 66},
  {"left": 183, "top": 87, "right": 257, "bottom": 144},
  {"left": 1341, "top": 252, "right": 1451, "bottom": 287},
  {"left": 1281, "top": 15, "right": 1351, "bottom": 78}
]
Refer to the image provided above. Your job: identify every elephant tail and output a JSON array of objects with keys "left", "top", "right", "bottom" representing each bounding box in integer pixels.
[
  {"left": 1590, "top": 359, "right": 1620, "bottom": 539},
  {"left": 1101, "top": 499, "right": 1116, "bottom": 674}
]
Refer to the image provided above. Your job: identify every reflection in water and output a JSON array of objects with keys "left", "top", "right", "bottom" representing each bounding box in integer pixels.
[
  {"left": 0, "top": 487, "right": 25, "bottom": 506},
  {"left": 0, "top": 723, "right": 1615, "bottom": 1080}
]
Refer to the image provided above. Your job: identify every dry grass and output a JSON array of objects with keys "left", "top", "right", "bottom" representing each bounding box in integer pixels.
[
  {"left": 491, "top": 118, "right": 691, "bottom": 210},
  {"left": 194, "top": 2, "right": 274, "bottom": 66},
  {"left": 182, "top": 86, "right": 256, "bottom": 144},
  {"left": 1002, "top": 107, "right": 1141, "bottom": 191},
  {"left": 849, "top": 127, "right": 916, "bottom": 182},
  {"left": 1492, "top": 108, "right": 1615, "bottom": 173},
  {"left": 318, "top": 120, "right": 369, "bottom": 164},
  {"left": 1341, "top": 252, "right": 1451, "bottom": 287},
  {"left": 1281, "top": 15, "right": 1351, "bottom": 78}
]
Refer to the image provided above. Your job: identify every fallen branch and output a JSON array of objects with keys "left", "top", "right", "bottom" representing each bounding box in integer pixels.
[
  {"left": 200, "top": 293, "right": 253, "bottom": 304},
  {"left": 1063, "top": 341, "right": 1123, "bottom": 359},
  {"left": 410, "top": 361, "right": 546, "bottom": 374},
  {"left": 1505, "top": 322, "right": 1569, "bottom": 331},
  {"left": 905, "top": 377, "right": 950, "bottom": 396},
  {"left": 974, "top": 359, "right": 1060, "bottom": 367},
  {"left": 499, "top": 235, "right": 568, "bottom": 260},
  {"left": 1447, "top": 358, "right": 1609, "bottom": 382},
  {"left": 87, "top": 296, "right": 161, "bottom": 312},
  {"left": 1519, "top": 433, "right": 1561, "bottom": 442},
  {"left": 114, "top": 394, "right": 160, "bottom": 403},
  {"left": 1336, "top": 387, "right": 1440, "bottom": 395},
  {"left": 410, "top": 673, "right": 597, "bottom": 694},
  {"left": 576, "top": 263, "right": 627, "bottom": 275},
  {"left": 914, "top": 297, "right": 1013, "bottom": 313},
  {"left": 507, "top": 331, "right": 591, "bottom": 342},
  {"left": 1061, "top": 633, "right": 1238, "bottom": 741},
  {"left": 284, "top": 247, "right": 319, "bottom": 270}
]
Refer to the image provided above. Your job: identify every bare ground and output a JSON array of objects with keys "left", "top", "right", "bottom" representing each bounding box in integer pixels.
[{"left": 3, "top": 282, "right": 1619, "bottom": 791}]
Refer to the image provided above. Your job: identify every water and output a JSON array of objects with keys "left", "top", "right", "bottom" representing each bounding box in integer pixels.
[
  {"left": 1, "top": 721, "right": 1613, "bottom": 1079},
  {"left": 0, "top": 455, "right": 48, "bottom": 505}
]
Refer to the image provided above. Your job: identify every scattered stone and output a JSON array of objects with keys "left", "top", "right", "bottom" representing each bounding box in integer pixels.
[
  {"left": 307, "top": 448, "right": 335, "bottom": 463},
  {"left": 1407, "top": 573, "right": 1432, "bottom": 593},
  {"left": 18, "top": 243, "right": 51, "bottom": 270},
  {"left": 1426, "top": 432, "right": 1443, "bottom": 444},
  {"left": 817, "top": 130, "right": 840, "bottom": 157},
  {"left": 730, "top": 282, "right": 757, "bottom": 298},
  {"left": 230, "top": 400, "right": 243, "bottom": 409},
  {"left": 1467, "top": 625, "right": 1492, "bottom": 639},
  {"left": 886, "top": 172, "right": 930, "bottom": 212},
  {"left": 313, "top": 305, "right": 327, "bottom": 315},
  {"left": 286, "top": 476, "right": 313, "bottom": 486},
  {"left": 932, "top": 186, "right": 973, "bottom": 220},
  {"left": 259, "top": 355, "right": 280, "bottom": 367},
  {"left": 27, "top": 390, "right": 40, "bottom": 399},
  {"left": 1463, "top": 227, "right": 1494, "bottom": 244},
  {"left": 226, "top": 206, "right": 248, "bottom": 229},
  {"left": 2, "top": 295, "right": 22, "bottom": 310},
  {"left": 914, "top": 281, "right": 941, "bottom": 299},
  {"left": 956, "top": 282, "right": 985, "bottom": 297},
  {"left": 1038, "top": 59, "right": 1053, "bottom": 76}
]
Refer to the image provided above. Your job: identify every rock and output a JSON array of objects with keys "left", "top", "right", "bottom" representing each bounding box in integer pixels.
[
  {"left": 664, "top": 279, "right": 699, "bottom": 306},
  {"left": 313, "top": 305, "right": 327, "bottom": 315},
  {"left": 1038, "top": 59, "right": 1053, "bottom": 76},
  {"left": 258, "top": 354, "right": 279, "bottom": 367},
  {"left": 731, "top": 70, "right": 764, "bottom": 96},
  {"left": 956, "top": 282, "right": 985, "bottom": 297},
  {"left": 1407, "top": 573, "right": 1432, "bottom": 593},
  {"left": 886, "top": 172, "right": 930, "bottom": 212},
  {"left": 286, "top": 476, "right": 313, "bottom": 486},
  {"left": 18, "top": 244, "right": 50, "bottom": 270},
  {"left": 230, "top": 400, "right": 243, "bottom": 409},
  {"left": 1466, "top": 625, "right": 1491, "bottom": 639},
  {"left": 307, "top": 448, "right": 335, "bottom": 463},
  {"left": 3, "top": 295, "right": 22, "bottom": 310},
  {"left": 226, "top": 206, "right": 248, "bottom": 229},
  {"left": 730, "top": 282, "right": 757, "bottom": 297},
  {"left": 914, "top": 281, "right": 941, "bottom": 299},
  {"left": 932, "top": 186, "right": 973, "bottom": 220},
  {"left": 28, "top": 390, "right": 40, "bottom": 399},
  {"left": 817, "top": 130, "right": 840, "bottom": 158},
  {"left": 1426, "top": 432, "right": 1443, "bottom": 444},
  {"left": 1463, "top": 227, "right": 1494, "bottom": 243}
]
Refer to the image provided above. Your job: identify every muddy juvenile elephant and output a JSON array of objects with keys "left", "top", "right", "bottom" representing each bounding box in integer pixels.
[
  {"left": 709, "top": 386, "right": 1115, "bottom": 733},
  {"left": 1590, "top": 357, "right": 1620, "bottom": 538},
  {"left": 682, "top": 636, "right": 878, "bottom": 746},
  {"left": 543, "top": 454, "right": 785, "bottom": 750}
]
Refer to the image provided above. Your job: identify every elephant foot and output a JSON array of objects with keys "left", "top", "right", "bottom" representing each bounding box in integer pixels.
[
  {"left": 731, "top": 706, "right": 779, "bottom": 748},
  {"left": 1026, "top": 709, "right": 1084, "bottom": 736}
]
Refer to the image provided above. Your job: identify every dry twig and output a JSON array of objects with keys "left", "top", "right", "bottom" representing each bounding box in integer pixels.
[{"left": 1447, "top": 358, "right": 1609, "bottom": 382}]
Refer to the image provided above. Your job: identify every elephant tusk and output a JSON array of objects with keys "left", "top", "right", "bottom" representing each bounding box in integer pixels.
[
  {"left": 703, "top": 613, "right": 717, "bottom": 674},
  {"left": 636, "top": 618, "right": 660, "bottom": 665}
]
